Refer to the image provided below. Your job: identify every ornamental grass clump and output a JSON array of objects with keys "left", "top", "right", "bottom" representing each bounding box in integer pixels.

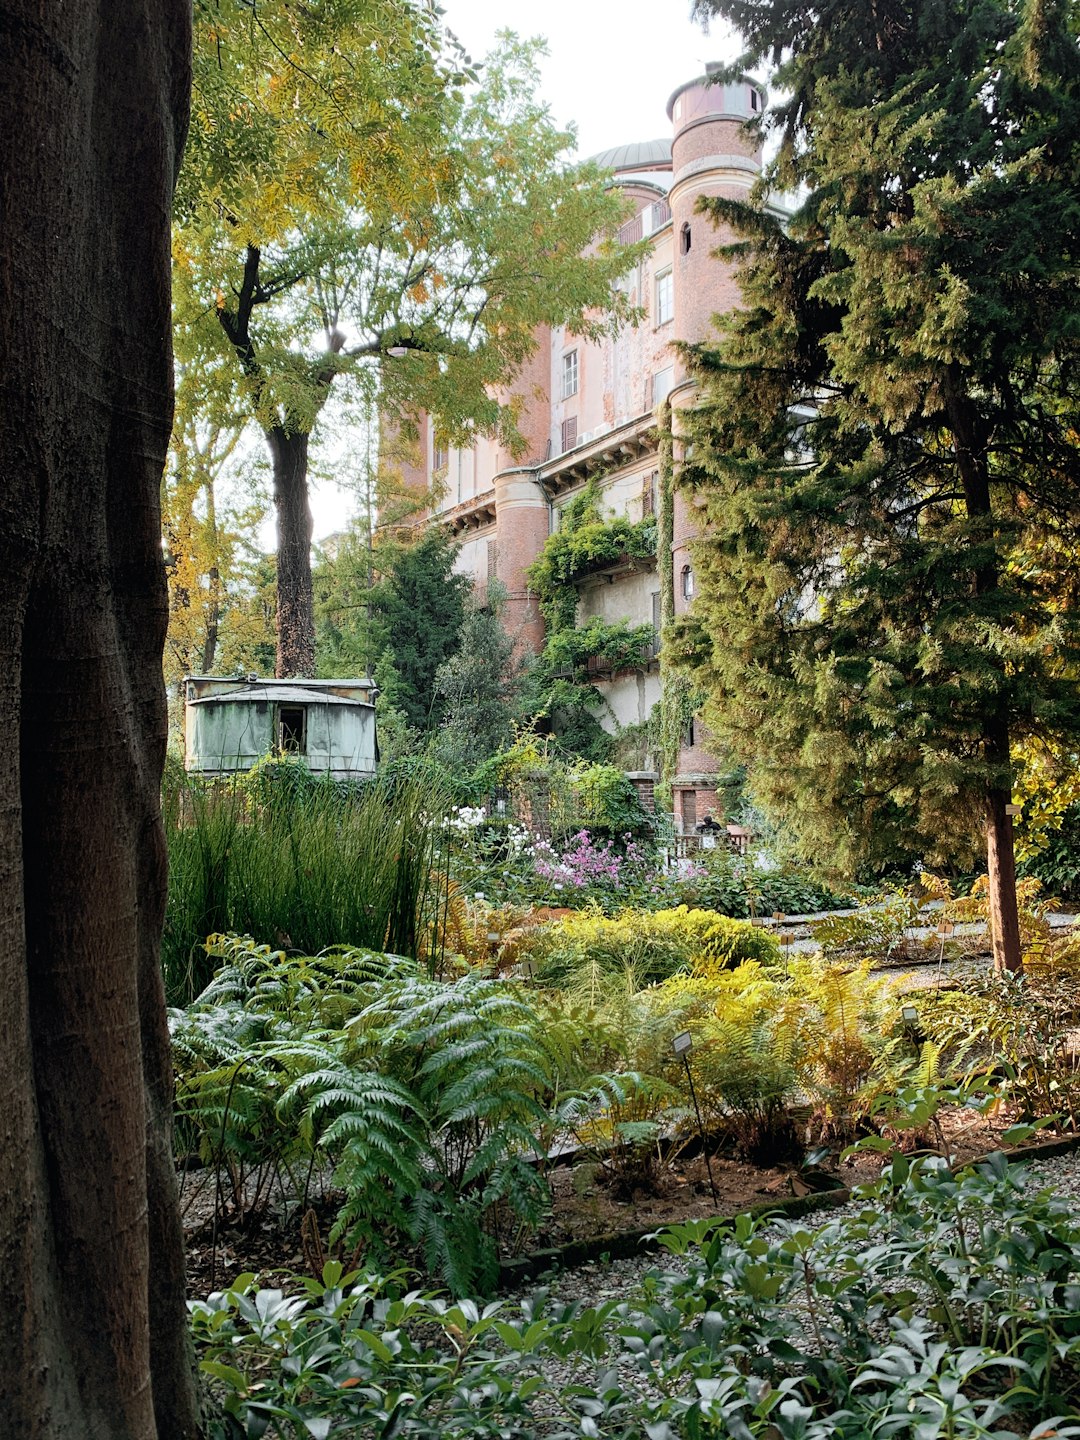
[{"left": 162, "top": 758, "right": 445, "bottom": 1003}]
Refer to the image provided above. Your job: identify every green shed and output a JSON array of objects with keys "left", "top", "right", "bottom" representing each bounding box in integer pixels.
[{"left": 181, "top": 675, "right": 377, "bottom": 779}]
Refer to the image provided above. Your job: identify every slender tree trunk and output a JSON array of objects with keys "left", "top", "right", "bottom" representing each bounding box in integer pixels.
[
  {"left": 0, "top": 3, "right": 201, "bottom": 1437},
  {"left": 267, "top": 427, "right": 316, "bottom": 677},
  {"left": 986, "top": 764, "right": 1023, "bottom": 975},
  {"left": 201, "top": 479, "right": 221, "bottom": 674},
  {"left": 944, "top": 368, "right": 1022, "bottom": 973}
]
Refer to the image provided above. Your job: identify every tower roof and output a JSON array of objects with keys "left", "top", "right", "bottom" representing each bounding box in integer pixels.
[{"left": 586, "top": 138, "right": 672, "bottom": 174}]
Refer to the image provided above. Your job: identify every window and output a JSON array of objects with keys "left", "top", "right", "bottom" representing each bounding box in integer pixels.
[
  {"left": 680, "top": 222, "right": 692, "bottom": 255},
  {"left": 651, "top": 366, "right": 674, "bottom": 408},
  {"left": 279, "top": 705, "right": 306, "bottom": 754},
  {"left": 655, "top": 267, "right": 673, "bottom": 325},
  {"left": 432, "top": 441, "right": 448, "bottom": 472},
  {"left": 560, "top": 415, "right": 578, "bottom": 453},
  {"left": 681, "top": 563, "right": 695, "bottom": 600},
  {"left": 562, "top": 349, "right": 579, "bottom": 399},
  {"left": 641, "top": 471, "right": 658, "bottom": 517},
  {"left": 749, "top": 86, "right": 760, "bottom": 113},
  {"left": 651, "top": 590, "right": 661, "bottom": 637}
]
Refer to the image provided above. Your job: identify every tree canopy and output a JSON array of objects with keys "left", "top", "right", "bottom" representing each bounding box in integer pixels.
[
  {"left": 678, "top": 0, "right": 1080, "bottom": 969},
  {"left": 176, "top": 3, "right": 638, "bottom": 675}
]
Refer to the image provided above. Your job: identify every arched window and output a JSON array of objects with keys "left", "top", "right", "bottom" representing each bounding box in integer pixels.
[
  {"left": 680, "top": 222, "right": 692, "bottom": 255},
  {"left": 681, "top": 564, "right": 695, "bottom": 600}
]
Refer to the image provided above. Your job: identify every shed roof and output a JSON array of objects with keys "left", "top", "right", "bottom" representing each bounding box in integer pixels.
[{"left": 188, "top": 685, "right": 374, "bottom": 709}]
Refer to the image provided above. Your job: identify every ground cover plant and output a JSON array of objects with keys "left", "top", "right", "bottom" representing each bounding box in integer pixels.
[{"left": 191, "top": 1152, "right": 1080, "bottom": 1438}]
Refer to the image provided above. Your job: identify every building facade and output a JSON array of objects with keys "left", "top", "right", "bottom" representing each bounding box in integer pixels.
[{"left": 391, "top": 68, "right": 769, "bottom": 834}]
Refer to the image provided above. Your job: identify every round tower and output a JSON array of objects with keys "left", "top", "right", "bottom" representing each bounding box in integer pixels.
[
  {"left": 492, "top": 469, "right": 549, "bottom": 657},
  {"left": 669, "top": 69, "right": 765, "bottom": 367},
  {"left": 666, "top": 71, "right": 765, "bottom": 835},
  {"left": 668, "top": 71, "right": 765, "bottom": 624}
]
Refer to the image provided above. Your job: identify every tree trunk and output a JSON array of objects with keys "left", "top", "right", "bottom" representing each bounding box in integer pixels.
[
  {"left": 986, "top": 784, "right": 1023, "bottom": 975},
  {"left": 0, "top": 4, "right": 200, "bottom": 1437},
  {"left": 945, "top": 369, "right": 1023, "bottom": 974},
  {"left": 268, "top": 427, "right": 316, "bottom": 678},
  {"left": 201, "top": 479, "right": 221, "bottom": 674}
]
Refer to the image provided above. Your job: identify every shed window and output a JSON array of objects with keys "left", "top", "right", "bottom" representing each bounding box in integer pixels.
[{"left": 279, "top": 705, "right": 307, "bottom": 754}]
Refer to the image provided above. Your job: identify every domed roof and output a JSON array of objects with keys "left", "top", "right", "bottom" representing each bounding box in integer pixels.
[{"left": 586, "top": 138, "right": 673, "bottom": 174}]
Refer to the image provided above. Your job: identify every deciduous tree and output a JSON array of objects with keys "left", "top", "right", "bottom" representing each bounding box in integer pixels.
[
  {"left": 163, "top": 389, "right": 269, "bottom": 688},
  {"left": 680, "top": 0, "right": 1080, "bottom": 970},
  {"left": 177, "top": 5, "right": 636, "bottom": 676}
]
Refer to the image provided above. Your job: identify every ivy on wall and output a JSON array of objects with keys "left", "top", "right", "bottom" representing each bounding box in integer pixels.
[
  {"left": 654, "top": 401, "right": 698, "bottom": 813},
  {"left": 527, "top": 478, "right": 657, "bottom": 633},
  {"left": 520, "top": 476, "right": 661, "bottom": 762}
]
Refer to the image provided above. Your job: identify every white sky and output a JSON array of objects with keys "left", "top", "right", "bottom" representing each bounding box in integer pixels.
[
  {"left": 293, "top": 0, "right": 739, "bottom": 545},
  {"left": 440, "top": 0, "right": 738, "bottom": 160}
]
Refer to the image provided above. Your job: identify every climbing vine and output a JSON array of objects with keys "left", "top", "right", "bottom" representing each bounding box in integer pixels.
[
  {"left": 521, "top": 477, "right": 660, "bottom": 761},
  {"left": 655, "top": 401, "right": 697, "bottom": 813},
  {"left": 527, "top": 477, "right": 658, "bottom": 633}
]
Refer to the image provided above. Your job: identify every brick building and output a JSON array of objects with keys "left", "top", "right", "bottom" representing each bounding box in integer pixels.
[{"left": 387, "top": 67, "right": 773, "bottom": 835}]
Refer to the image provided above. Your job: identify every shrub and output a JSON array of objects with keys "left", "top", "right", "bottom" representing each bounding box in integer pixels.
[
  {"left": 518, "top": 905, "right": 780, "bottom": 986},
  {"left": 910, "top": 947, "right": 1080, "bottom": 1132},
  {"left": 680, "top": 845, "right": 855, "bottom": 919}
]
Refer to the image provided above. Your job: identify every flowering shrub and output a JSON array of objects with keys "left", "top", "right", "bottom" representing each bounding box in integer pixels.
[
  {"left": 534, "top": 829, "right": 632, "bottom": 888},
  {"left": 442, "top": 809, "right": 539, "bottom": 905},
  {"left": 445, "top": 806, "right": 680, "bottom": 911}
]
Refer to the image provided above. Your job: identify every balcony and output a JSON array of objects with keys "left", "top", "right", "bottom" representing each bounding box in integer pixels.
[{"left": 617, "top": 199, "right": 671, "bottom": 247}]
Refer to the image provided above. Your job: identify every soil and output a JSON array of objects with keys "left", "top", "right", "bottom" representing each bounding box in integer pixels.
[{"left": 180, "top": 1104, "right": 1019, "bottom": 1298}]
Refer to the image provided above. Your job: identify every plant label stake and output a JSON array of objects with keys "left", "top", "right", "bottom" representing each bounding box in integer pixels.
[
  {"left": 935, "top": 920, "right": 954, "bottom": 988},
  {"left": 673, "top": 1030, "right": 719, "bottom": 1208}
]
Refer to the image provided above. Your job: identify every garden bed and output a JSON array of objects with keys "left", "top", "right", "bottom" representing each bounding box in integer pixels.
[{"left": 179, "top": 1103, "right": 1024, "bottom": 1298}]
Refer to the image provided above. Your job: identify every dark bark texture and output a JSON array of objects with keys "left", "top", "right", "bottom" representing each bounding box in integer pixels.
[
  {"left": 269, "top": 427, "right": 316, "bottom": 677},
  {"left": 945, "top": 372, "right": 1022, "bottom": 974},
  {"left": 0, "top": 3, "right": 200, "bottom": 1436}
]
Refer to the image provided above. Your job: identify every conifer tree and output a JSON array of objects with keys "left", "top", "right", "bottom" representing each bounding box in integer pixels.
[
  {"left": 367, "top": 527, "right": 470, "bottom": 734},
  {"left": 680, "top": 0, "right": 1080, "bottom": 969},
  {"left": 433, "top": 582, "right": 525, "bottom": 771}
]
